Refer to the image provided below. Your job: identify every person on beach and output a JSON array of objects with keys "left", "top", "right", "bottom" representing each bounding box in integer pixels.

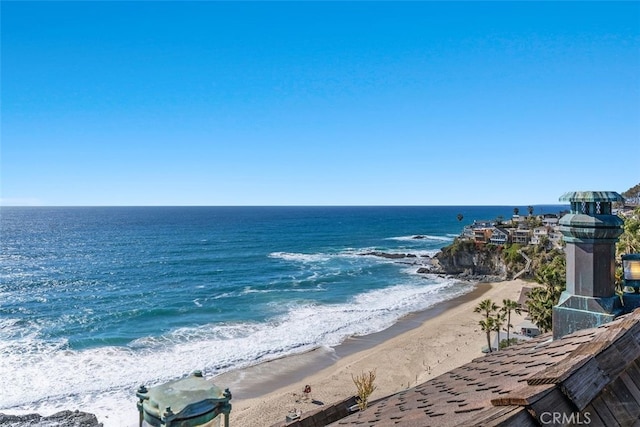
[{"left": 303, "top": 385, "right": 311, "bottom": 401}]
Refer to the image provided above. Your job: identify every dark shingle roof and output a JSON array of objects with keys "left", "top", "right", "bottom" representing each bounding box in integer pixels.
[{"left": 327, "top": 309, "right": 640, "bottom": 426}]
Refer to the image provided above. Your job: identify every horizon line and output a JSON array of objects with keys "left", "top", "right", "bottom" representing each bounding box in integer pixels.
[{"left": 0, "top": 203, "right": 569, "bottom": 208}]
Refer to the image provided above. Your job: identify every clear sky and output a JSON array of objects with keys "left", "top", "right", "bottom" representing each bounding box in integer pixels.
[{"left": 1, "top": 1, "right": 639, "bottom": 206}]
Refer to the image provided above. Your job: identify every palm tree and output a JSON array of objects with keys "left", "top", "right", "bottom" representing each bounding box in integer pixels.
[
  {"left": 475, "top": 299, "right": 499, "bottom": 352},
  {"left": 501, "top": 299, "right": 521, "bottom": 346},
  {"left": 618, "top": 231, "right": 640, "bottom": 254},
  {"left": 513, "top": 207, "right": 520, "bottom": 216},
  {"left": 492, "top": 312, "right": 506, "bottom": 351},
  {"left": 474, "top": 299, "right": 498, "bottom": 319},
  {"left": 615, "top": 207, "right": 640, "bottom": 289},
  {"left": 526, "top": 286, "right": 557, "bottom": 332},
  {"left": 457, "top": 213, "right": 464, "bottom": 222},
  {"left": 479, "top": 317, "right": 496, "bottom": 353},
  {"left": 527, "top": 205, "right": 534, "bottom": 216},
  {"left": 526, "top": 253, "right": 566, "bottom": 332},
  {"left": 617, "top": 209, "right": 640, "bottom": 255}
]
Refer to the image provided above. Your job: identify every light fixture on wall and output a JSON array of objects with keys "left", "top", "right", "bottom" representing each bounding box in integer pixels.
[{"left": 622, "top": 254, "right": 640, "bottom": 294}]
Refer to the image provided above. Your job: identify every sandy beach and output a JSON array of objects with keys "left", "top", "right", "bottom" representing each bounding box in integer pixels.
[{"left": 220, "top": 278, "right": 531, "bottom": 427}]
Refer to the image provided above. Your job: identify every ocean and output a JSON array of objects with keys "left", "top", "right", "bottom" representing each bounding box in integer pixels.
[{"left": 0, "top": 205, "right": 562, "bottom": 425}]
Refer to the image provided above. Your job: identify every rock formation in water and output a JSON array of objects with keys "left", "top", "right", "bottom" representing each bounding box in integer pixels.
[{"left": 0, "top": 410, "right": 102, "bottom": 427}]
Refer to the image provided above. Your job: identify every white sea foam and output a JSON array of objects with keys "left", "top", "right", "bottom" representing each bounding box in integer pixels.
[
  {"left": 269, "top": 248, "right": 439, "bottom": 269},
  {"left": 269, "top": 249, "right": 384, "bottom": 263},
  {"left": 212, "top": 292, "right": 233, "bottom": 299},
  {"left": 418, "top": 249, "right": 441, "bottom": 257},
  {"left": 0, "top": 279, "right": 474, "bottom": 426},
  {"left": 387, "top": 235, "right": 454, "bottom": 242},
  {"left": 269, "top": 252, "right": 333, "bottom": 263}
]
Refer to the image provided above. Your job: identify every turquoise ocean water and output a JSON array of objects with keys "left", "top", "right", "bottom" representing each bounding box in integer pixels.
[{"left": 0, "top": 206, "right": 562, "bottom": 424}]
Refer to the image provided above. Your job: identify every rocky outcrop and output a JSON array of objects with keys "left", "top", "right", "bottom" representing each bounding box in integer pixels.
[
  {"left": 360, "top": 251, "right": 418, "bottom": 259},
  {"left": 0, "top": 410, "right": 102, "bottom": 427},
  {"left": 431, "top": 241, "right": 507, "bottom": 280},
  {"left": 357, "top": 244, "right": 507, "bottom": 281}
]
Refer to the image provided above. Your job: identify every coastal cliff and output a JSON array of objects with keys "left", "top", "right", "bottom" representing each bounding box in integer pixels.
[
  {"left": 427, "top": 238, "right": 564, "bottom": 283},
  {"left": 430, "top": 240, "right": 508, "bottom": 280},
  {"left": 359, "top": 239, "right": 511, "bottom": 281}
]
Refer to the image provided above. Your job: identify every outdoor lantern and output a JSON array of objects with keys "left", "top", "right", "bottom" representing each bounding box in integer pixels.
[
  {"left": 622, "top": 254, "right": 640, "bottom": 294},
  {"left": 137, "top": 371, "right": 231, "bottom": 427}
]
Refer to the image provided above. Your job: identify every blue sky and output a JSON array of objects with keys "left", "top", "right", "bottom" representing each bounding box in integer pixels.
[{"left": 2, "top": 1, "right": 639, "bottom": 206}]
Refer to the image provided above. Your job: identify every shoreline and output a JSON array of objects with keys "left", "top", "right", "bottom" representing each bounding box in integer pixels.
[
  {"left": 223, "top": 278, "right": 530, "bottom": 427},
  {"left": 0, "top": 278, "right": 529, "bottom": 427},
  {"left": 213, "top": 280, "right": 490, "bottom": 400}
]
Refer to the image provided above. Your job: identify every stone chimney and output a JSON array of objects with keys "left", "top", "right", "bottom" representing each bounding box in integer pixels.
[{"left": 552, "top": 191, "right": 625, "bottom": 339}]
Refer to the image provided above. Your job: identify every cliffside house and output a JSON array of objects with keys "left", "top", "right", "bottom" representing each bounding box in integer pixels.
[
  {"left": 459, "top": 213, "right": 565, "bottom": 248},
  {"left": 489, "top": 227, "right": 510, "bottom": 245},
  {"left": 474, "top": 228, "right": 492, "bottom": 243},
  {"left": 462, "top": 225, "right": 474, "bottom": 239},
  {"left": 529, "top": 226, "right": 548, "bottom": 245},
  {"left": 548, "top": 229, "right": 564, "bottom": 247},
  {"left": 473, "top": 220, "right": 495, "bottom": 228},
  {"left": 461, "top": 220, "right": 496, "bottom": 241},
  {"left": 511, "top": 228, "right": 531, "bottom": 245}
]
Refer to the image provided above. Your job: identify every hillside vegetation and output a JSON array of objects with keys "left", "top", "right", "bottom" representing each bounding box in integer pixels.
[{"left": 437, "top": 183, "right": 640, "bottom": 331}]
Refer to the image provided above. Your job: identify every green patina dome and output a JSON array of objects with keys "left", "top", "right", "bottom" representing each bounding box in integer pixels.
[
  {"left": 559, "top": 191, "right": 625, "bottom": 203},
  {"left": 558, "top": 191, "right": 624, "bottom": 242},
  {"left": 137, "top": 371, "right": 232, "bottom": 427}
]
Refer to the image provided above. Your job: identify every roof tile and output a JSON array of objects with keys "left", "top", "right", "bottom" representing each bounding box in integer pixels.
[{"left": 323, "top": 309, "right": 640, "bottom": 427}]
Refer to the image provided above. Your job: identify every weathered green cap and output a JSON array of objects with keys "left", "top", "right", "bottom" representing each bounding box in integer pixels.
[
  {"left": 559, "top": 191, "right": 624, "bottom": 202},
  {"left": 137, "top": 371, "right": 231, "bottom": 427}
]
